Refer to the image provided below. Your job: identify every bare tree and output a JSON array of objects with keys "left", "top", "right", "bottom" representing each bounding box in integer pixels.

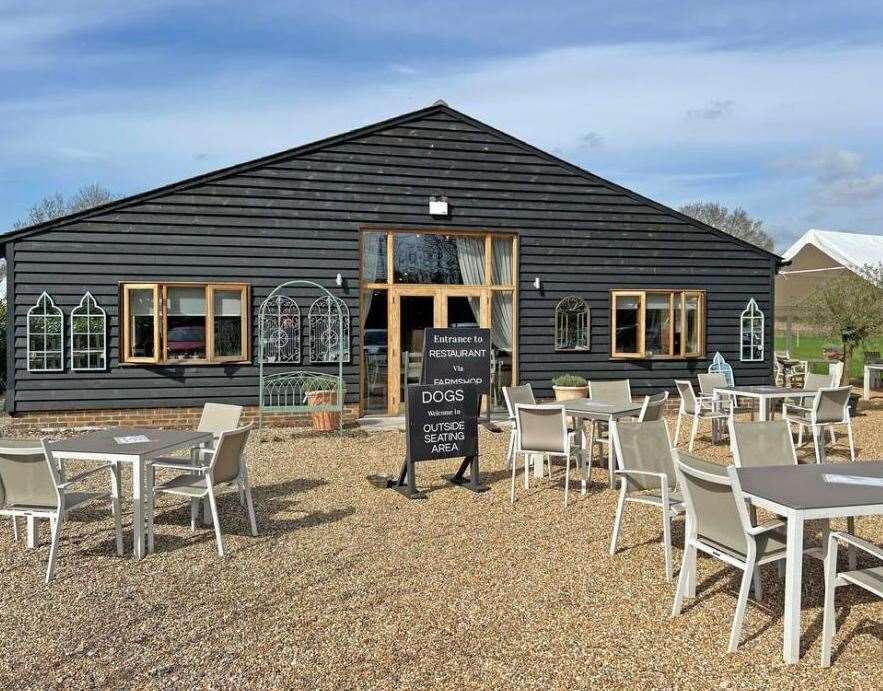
[
  {"left": 12, "top": 183, "right": 115, "bottom": 230},
  {"left": 679, "top": 201, "right": 775, "bottom": 252},
  {"left": 802, "top": 263, "right": 883, "bottom": 385}
]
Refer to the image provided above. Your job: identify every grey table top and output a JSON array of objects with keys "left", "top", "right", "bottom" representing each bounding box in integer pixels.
[
  {"left": 562, "top": 398, "right": 643, "bottom": 417},
  {"left": 48, "top": 427, "right": 212, "bottom": 458},
  {"left": 737, "top": 462, "right": 883, "bottom": 511},
  {"left": 715, "top": 385, "right": 803, "bottom": 396}
]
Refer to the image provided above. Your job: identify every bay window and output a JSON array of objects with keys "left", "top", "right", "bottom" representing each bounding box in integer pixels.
[
  {"left": 611, "top": 289, "right": 704, "bottom": 359},
  {"left": 121, "top": 283, "right": 249, "bottom": 364}
]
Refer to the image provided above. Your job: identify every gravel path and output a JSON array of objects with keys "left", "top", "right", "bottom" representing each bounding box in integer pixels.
[{"left": 0, "top": 406, "right": 881, "bottom": 689}]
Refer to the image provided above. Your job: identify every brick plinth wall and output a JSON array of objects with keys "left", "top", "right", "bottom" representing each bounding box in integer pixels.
[{"left": 7, "top": 405, "right": 360, "bottom": 433}]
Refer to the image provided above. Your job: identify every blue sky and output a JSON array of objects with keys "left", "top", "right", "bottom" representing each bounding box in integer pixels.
[{"left": 3, "top": 1, "right": 883, "bottom": 249}]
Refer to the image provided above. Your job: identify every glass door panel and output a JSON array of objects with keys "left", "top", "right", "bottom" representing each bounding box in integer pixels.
[{"left": 362, "top": 289, "right": 388, "bottom": 414}]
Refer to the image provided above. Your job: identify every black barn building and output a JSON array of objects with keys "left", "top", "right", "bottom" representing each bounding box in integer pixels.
[{"left": 1, "top": 102, "right": 782, "bottom": 427}]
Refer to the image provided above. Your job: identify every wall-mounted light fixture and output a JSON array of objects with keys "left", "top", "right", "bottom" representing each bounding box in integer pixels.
[
  {"left": 335, "top": 273, "right": 343, "bottom": 287},
  {"left": 429, "top": 195, "right": 449, "bottom": 216},
  {"left": 533, "top": 277, "right": 541, "bottom": 290}
]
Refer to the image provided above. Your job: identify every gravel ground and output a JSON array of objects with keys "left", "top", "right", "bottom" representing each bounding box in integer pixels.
[{"left": 0, "top": 405, "right": 881, "bottom": 689}]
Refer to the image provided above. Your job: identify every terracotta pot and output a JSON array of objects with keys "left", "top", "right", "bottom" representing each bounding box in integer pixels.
[
  {"left": 553, "top": 385, "right": 588, "bottom": 401},
  {"left": 306, "top": 389, "right": 339, "bottom": 431}
]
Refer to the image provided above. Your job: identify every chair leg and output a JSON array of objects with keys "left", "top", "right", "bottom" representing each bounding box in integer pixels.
[
  {"left": 688, "top": 414, "right": 700, "bottom": 452},
  {"left": 546, "top": 454, "right": 553, "bottom": 481},
  {"left": 510, "top": 452, "right": 518, "bottom": 503},
  {"left": 564, "top": 453, "right": 571, "bottom": 507},
  {"left": 672, "top": 541, "right": 696, "bottom": 616},
  {"left": 505, "top": 429, "right": 516, "bottom": 469},
  {"left": 11, "top": 516, "right": 18, "bottom": 542},
  {"left": 846, "top": 516, "right": 857, "bottom": 570},
  {"left": 609, "top": 482, "right": 627, "bottom": 556},
  {"left": 729, "top": 563, "right": 756, "bottom": 652},
  {"left": 45, "top": 513, "right": 64, "bottom": 584},
  {"left": 243, "top": 482, "right": 259, "bottom": 537},
  {"left": 206, "top": 488, "right": 225, "bottom": 557},
  {"left": 846, "top": 421, "right": 856, "bottom": 462},
  {"left": 753, "top": 566, "right": 763, "bottom": 601},
  {"left": 662, "top": 508, "right": 673, "bottom": 581},
  {"left": 111, "top": 464, "right": 123, "bottom": 557},
  {"left": 190, "top": 499, "right": 198, "bottom": 532},
  {"left": 673, "top": 415, "right": 682, "bottom": 447},
  {"left": 812, "top": 426, "right": 823, "bottom": 464},
  {"left": 797, "top": 423, "right": 804, "bottom": 447}
]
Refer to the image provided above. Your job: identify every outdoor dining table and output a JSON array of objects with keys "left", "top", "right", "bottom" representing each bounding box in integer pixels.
[
  {"left": 736, "top": 461, "right": 883, "bottom": 664},
  {"left": 713, "top": 384, "right": 811, "bottom": 422},
  {"left": 47, "top": 427, "right": 213, "bottom": 560},
  {"left": 863, "top": 363, "right": 883, "bottom": 400},
  {"left": 561, "top": 398, "right": 644, "bottom": 489}
]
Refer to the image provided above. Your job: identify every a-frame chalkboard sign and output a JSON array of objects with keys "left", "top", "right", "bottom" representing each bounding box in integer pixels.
[{"left": 393, "top": 327, "right": 491, "bottom": 498}]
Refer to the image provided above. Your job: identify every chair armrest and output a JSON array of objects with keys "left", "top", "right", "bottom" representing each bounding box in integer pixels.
[
  {"left": 830, "top": 532, "right": 883, "bottom": 562},
  {"left": 614, "top": 469, "right": 670, "bottom": 487},
  {"left": 150, "top": 460, "right": 207, "bottom": 473},
  {"left": 57, "top": 464, "right": 115, "bottom": 488},
  {"left": 746, "top": 519, "right": 786, "bottom": 536},
  {"left": 782, "top": 404, "right": 813, "bottom": 416}
]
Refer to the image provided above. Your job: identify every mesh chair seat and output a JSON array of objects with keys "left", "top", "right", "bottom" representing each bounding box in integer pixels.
[
  {"left": 627, "top": 487, "right": 683, "bottom": 507},
  {"left": 699, "top": 527, "right": 788, "bottom": 562},
  {"left": 3, "top": 491, "right": 101, "bottom": 513},
  {"left": 841, "top": 566, "right": 883, "bottom": 597},
  {"left": 155, "top": 474, "right": 210, "bottom": 497}
]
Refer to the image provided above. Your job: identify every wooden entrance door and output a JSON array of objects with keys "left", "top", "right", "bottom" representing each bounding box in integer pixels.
[{"left": 386, "top": 286, "right": 487, "bottom": 415}]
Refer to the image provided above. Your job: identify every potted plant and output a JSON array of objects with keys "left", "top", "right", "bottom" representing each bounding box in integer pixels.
[
  {"left": 552, "top": 373, "right": 588, "bottom": 401},
  {"left": 304, "top": 376, "right": 339, "bottom": 431}
]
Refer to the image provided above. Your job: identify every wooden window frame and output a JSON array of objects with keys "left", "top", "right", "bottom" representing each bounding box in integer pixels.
[
  {"left": 610, "top": 289, "right": 705, "bottom": 360},
  {"left": 121, "top": 282, "right": 250, "bottom": 365}
]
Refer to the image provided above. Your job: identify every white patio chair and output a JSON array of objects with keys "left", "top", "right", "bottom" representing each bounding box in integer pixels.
[
  {"left": 698, "top": 372, "right": 748, "bottom": 417},
  {"left": 821, "top": 532, "right": 883, "bottom": 666},
  {"left": 782, "top": 386, "right": 855, "bottom": 463},
  {"left": 729, "top": 419, "right": 798, "bottom": 469},
  {"left": 510, "top": 404, "right": 577, "bottom": 506},
  {"left": 0, "top": 441, "right": 123, "bottom": 583},
  {"left": 637, "top": 391, "right": 669, "bottom": 422},
  {"left": 673, "top": 380, "right": 729, "bottom": 451},
  {"left": 671, "top": 454, "right": 808, "bottom": 653},
  {"left": 502, "top": 384, "right": 536, "bottom": 469},
  {"left": 609, "top": 419, "right": 684, "bottom": 579},
  {"left": 585, "top": 379, "right": 632, "bottom": 475},
  {"left": 828, "top": 361, "right": 844, "bottom": 386},
  {"left": 147, "top": 425, "right": 257, "bottom": 556}
]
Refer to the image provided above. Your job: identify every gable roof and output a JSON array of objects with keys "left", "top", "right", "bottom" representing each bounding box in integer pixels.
[
  {"left": 1, "top": 103, "right": 782, "bottom": 262},
  {"left": 782, "top": 229, "right": 883, "bottom": 270}
]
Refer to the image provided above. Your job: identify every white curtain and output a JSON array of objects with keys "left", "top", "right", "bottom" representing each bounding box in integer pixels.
[{"left": 455, "top": 236, "right": 513, "bottom": 353}]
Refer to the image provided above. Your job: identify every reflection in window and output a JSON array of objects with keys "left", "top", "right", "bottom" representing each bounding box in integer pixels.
[
  {"left": 213, "top": 289, "right": 244, "bottom": 359},
  {"left": 361, "top": 232, "right": 387, "bottom": 283},
  {"left": 27, "top": 292, "right": 64, "bottom": 372},
  {"left": 555, "top": 296, "right": 589, "bottom": 351},
  {"left": 71, "top": 292, "right": 106, "bottom": 371},
  {"left": 128, "top": 287, "right": 156, "bottom": 360},
  {"left": 166, "top": 287, "right": 207, "bottom": 360},
  {"left": 614, "top": 294, "right": 641, "bottom": 355},
  {"left": 645, "top": 294, "right": 671, "bottom": 356},
  {"left": 394, "top": 233, "right": 485, "bottom": 284}
]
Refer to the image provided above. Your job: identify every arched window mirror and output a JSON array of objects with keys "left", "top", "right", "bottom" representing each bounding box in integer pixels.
[
  {"left": 740, "top": 298, "right": 764, "bottom": 362},
  {"left": 309, "top": 296, "right": 350, "bottom": 363},
  {"left": 27, "top": 292, "right": 64, "bottom": 372},
  {"left": 555, "top": 296, "right": 590, "bottom": 351},
  {"left": 70, "top": 292, "right": 107, "bottom": 371},
  {"left": 260, "top": 295, "right": 301, "bottom": 363}
]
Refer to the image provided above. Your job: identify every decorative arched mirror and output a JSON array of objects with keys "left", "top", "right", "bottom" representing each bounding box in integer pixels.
[
  {"left": 70, "top": 292, "right": 107, "bottom": 371},
  {"left": 740, "top": 299, "right": 764, "bottom": 362},
  {"left": 555, "top": 296, "right": 590, "bottom": 351},
  {"left": 27, "top": 292, "right": 64, "bottom": 372}
]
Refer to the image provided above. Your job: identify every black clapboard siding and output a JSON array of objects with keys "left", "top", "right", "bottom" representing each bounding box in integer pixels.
[{"left": 4, "top": 104, "right": 778, "bottom": 414}]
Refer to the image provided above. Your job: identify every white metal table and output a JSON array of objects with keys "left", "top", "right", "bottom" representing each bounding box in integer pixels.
[
  {"left": 562, "top": 398, "right": 644, "bottom": 490},
  {"left": 713, "top": 385, "right": 812, "bottom": 422},
  {"left": 736, "top": 462, "right": 883, "bottom": 663},
  {"left": 48, "top": 428, "right": 212, "bottom": 560},
  {"left": 863, "top": 364, "right": 883, "bottom": 400}
]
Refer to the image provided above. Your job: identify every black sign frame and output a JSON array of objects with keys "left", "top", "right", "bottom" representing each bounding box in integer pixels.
[{"left": 395, "top": 382, "right": 487, "bottom": 498}]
